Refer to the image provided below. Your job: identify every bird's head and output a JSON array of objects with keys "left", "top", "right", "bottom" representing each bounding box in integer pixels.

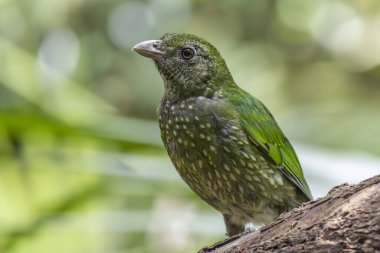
[{"left": 133, "top": 33, "right": 233, "bottom": 101}]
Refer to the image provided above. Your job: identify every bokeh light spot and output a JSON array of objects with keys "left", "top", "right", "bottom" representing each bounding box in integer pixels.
[
  {"left": 38, "top": 28, "right": 80, "bottom": 77},
  {"left": 107, "top": 2, "right": 154, "bottom": 51},
  {"left": 309, "top": 2, "right": 380, "bottom": 71},
  {"left": 276, "top": 0, "right": 321, "bottom": 31}
]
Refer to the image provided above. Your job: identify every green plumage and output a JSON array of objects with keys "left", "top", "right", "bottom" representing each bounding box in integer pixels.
[{"left": 133, "top": 33, "right": 312, "bottom": 236}]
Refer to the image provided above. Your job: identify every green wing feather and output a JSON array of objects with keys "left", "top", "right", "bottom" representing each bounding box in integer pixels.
[{"left": 230, "top": 89, "right": 313, "bottom": 200}]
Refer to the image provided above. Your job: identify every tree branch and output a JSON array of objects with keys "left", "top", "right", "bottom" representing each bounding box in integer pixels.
[{"left": 200, "top": 175, "right": 380, "bottom": 253}]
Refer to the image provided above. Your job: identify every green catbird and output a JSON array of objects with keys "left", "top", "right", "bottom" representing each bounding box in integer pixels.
[{"left": 133, "top": 33, "right": 312, "bottom": 236}]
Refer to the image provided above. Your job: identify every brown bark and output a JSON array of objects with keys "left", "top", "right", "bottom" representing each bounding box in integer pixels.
[{"left": 200, "top": 175, "right": 380, "bottom": 253}]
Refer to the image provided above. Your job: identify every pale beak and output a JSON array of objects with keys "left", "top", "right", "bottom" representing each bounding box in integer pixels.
[{"left": 132, "top": 40, "right": 164, "bottom": 60}]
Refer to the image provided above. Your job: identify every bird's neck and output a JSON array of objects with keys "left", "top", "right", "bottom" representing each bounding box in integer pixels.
[{"left": 160, "top": 70, "right": 235, "bottom": 103}]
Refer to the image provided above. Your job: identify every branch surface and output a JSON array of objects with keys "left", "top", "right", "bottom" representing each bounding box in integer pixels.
[{"left": 200, "top": 175, "right": 380, "bottom": 253}]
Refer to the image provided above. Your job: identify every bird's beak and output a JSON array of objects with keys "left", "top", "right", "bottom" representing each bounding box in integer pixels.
[{"left": 132, "top": 40, "right": 164, "bottom": 60}]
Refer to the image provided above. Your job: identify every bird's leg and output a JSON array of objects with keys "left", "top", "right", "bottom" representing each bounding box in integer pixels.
[{"left": 223, "top": 214, "right": 245, "bottom": 237}]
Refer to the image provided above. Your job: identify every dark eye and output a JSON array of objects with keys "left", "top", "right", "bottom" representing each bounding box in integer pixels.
[{"left": 181, "top": 47, "right": 195, "bottom": 60}]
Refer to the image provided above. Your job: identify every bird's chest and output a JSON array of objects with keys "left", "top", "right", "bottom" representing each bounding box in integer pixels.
[
  {"left": 157, "top": 98, "right": 223, "bottom": 198},
  {"left": 158, "top": 99, "right": 218, "bottom": 165},
  {"left": 156, "top": 97, "right": 286, "bottom": 217}
]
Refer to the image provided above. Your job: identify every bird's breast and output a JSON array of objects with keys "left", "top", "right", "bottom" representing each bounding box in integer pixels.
[
  {"left": 156, "top": 97, "right": 302, "bottom": 219},
  {"left": 157, "top": 98, "right": 228, "bottom": 202}
]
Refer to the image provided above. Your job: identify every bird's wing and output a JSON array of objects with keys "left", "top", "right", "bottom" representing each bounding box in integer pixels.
[{"left": 229, "top": 89, "right": 313, "bottom": 200}]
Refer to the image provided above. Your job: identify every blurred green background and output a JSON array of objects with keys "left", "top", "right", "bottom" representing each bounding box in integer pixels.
[{"left": 0, "top": 0, "right": 379, "bottom": 252}]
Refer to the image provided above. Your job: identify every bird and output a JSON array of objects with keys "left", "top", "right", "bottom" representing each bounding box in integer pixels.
[{"left": 133, "top": 33, "right": 312, "bottom": 237}]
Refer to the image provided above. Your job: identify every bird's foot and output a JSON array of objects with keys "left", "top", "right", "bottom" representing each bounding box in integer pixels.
[{"left": 244, "top": 223, "right": 256, "bottom": 233}]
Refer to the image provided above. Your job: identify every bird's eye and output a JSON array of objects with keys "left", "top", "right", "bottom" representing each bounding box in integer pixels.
[{"left": 181, "top": 47, "right": 195, "bottom": 60}]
